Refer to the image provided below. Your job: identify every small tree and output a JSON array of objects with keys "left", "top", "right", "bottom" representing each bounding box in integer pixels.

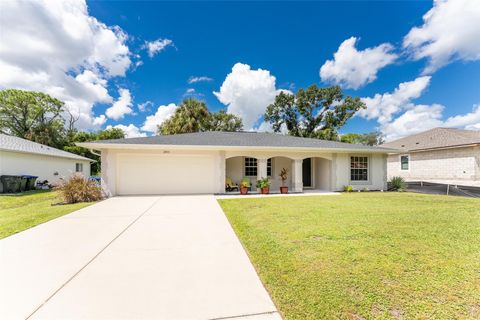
[{"left": 279, "top": 168, "right": 288, "bottom": 186}]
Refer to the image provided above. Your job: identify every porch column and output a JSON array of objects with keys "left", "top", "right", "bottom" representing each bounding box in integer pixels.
[
  {"left": 257, "top": 158, "right": 268, "bottom": 191},
  {"left": 291, "top": 159, "right": 303, "bottom": 192},
  {"left": 218, "top": 151, "right": 226, "bottom": 193}
]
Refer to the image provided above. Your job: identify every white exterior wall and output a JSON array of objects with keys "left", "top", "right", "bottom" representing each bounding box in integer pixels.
[
  {"left": 100, "top": 148, "right": 388, "bottom": 195},
  {"left": 314, "top": 157, "right": 331, "bottom": 190},
  {"left": 332, "top": 153, "right": 387, "bottom": 191},
  {"left": 0, "top": 150, "right": 91, "bottom": 188},
  {"left": 387, "top": 146, "right": 480, "bottom": 181}
]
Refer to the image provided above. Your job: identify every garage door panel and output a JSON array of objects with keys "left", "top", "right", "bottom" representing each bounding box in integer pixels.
[{"left": 116, "top": 154, "right": 216, "bottom": 195}]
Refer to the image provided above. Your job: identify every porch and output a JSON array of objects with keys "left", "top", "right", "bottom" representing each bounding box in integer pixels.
[{"left": 224, "top": 153, "right": 333, "bottom": 194}]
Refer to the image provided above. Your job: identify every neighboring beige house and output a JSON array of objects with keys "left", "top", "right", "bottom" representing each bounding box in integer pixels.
[
  {"left": 0, "top": 134, "right": 92, "bottom": 190},
  {"left": 77, "top": 131, "right": 395, "bottom": 196},
  {"left": 383, "top": 128, "right": 480, "bottom": 185}
]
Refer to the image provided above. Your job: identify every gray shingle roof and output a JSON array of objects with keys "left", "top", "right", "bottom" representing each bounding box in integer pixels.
[
  {"left": 85, "top": 131, "right": 394, "bottom": 152},
  {"left": 382, "top": 127, "right": 480, "bottom": 152},
  {"left": 0, "top": 134, "right": 93, "bottom": 161}
]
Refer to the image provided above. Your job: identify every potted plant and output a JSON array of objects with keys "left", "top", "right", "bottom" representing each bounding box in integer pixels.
[
  {"left": 240, "top": 178, "right": 250, "bottom": 195},
  {"left": 256, "top": 177, "right": 271, "bottom": 194},
  {"left": 279, "top": 168, "right": 288, "bottom": 194}
]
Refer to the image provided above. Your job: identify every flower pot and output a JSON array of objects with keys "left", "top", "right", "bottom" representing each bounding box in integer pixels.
[
  {"left": 280, "top": 186, "right": 288, "bottom": 194},
  {"left": 261, "top": 187, "right": 270, "bottom": 194},
  {"left": 240, "top": 187, "right": 249, "bottom": 195}
]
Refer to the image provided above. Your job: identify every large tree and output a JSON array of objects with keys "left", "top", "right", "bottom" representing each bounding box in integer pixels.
[
  {"left": 64, "top": 128, "right": 125, "bottom": 174},
  {"left": 158, "top": 98, "right": 243, "bottom": 134},
  {"left": 340, "top": 132, "right": 385, "bottom": 146},
  {"left": 264, "top": 85, "right": 366, "bottom": 140},
  {"left": 0, "top": 89, "right": 67, "bottom": 148}
]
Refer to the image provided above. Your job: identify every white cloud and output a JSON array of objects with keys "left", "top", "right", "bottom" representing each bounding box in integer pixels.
[
  {"left": 137, "top": 101, "right": 154, "bottom": 112},
  {"left": 403, "top": 0, "right": 480, "bottom": 74},
  {"left": 141, "top": 103, "right": 178, "bottom": 133},
  {"left": 0, "top": 0, "right": 131, "bottom": 129},
  {"left": 381, "top": 104, "right": 480, "bottom": 141},
  {"left": 214, "top": 63, "right": 283, "bottom": 129},
  {"left": 320, "top": 37, "right": 397, "bottom": 89},
  {"left": 381, "top": 104, "right": 444, "bottom": 141},
  {"left": 144, "top": 38, "right": 173, "bottom": 58},
  {"left": 188, "top": 76, "right": 213, "bottom": 84},
  {"left": 93, "top": 114, "right": 107, "bottom": 126},
  {"left": 359, "top": 76, "right": 431, "bottom": 124},
  {"left": 360, "top": 77, "right": 480, "bottom": 141},
  {"left": 106, "top": 124, "right": 146, "bottom": 138},
  {"left": 105, "top": 88, "right": 133, "bottom": 120},
  {"left": 444, "top": 104, "right": 480, "bottom": 129},
  {"left": 255, "top": 121, "right": 288, "bottom": 134}
]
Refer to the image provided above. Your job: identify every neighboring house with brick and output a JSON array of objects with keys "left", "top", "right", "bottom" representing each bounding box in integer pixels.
[{"left": 383, "top": 128, "right": 480, "bottom": 186}]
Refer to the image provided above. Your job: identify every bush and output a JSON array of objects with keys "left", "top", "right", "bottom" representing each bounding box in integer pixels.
[
  {"left": 388, "top": 176, "right": 406, "bottom": 191},
  {"left": 343, "top": 185, "right": 353, "bottom": 192},
  {"left": 256, "top": 177, "right": 271, "bottom": 189},
  {"left": 240, "top": 177, "right": 251, "bottom": 188},
  {"left": 55, "top": 174, "right": 103, "bottom": 204}
]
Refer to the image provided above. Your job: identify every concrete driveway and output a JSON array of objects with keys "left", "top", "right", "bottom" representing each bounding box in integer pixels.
[{"left": 0, "top": 195, "right": 281, "bottom": 320}]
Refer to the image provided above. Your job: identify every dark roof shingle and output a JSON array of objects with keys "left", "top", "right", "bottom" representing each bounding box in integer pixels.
[
  {"left": 382, "top": 127, "right": 480, "bottom": 152},
  {"left": 87, "top": 131, "right": 393, "bottom": 152},
  {"left": 0, "top": 134, "right": 92, "bottom": 161}
]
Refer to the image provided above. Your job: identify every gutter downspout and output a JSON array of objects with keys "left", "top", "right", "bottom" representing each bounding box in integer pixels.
[{"left": 89, "top": 149, "right": 101, "bottom": 157}]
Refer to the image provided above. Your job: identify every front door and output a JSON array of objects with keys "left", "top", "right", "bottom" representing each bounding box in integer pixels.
[{"left": 302, "top": 158, "right": 312, "bottom": 188}]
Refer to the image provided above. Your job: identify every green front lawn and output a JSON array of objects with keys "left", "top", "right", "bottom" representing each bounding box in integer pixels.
[
  {"left": 0, "top": 190, "right": 94, "bottom": 239},
  {"left": 219, "top": 193, "right": 480, "bottom": 319}
]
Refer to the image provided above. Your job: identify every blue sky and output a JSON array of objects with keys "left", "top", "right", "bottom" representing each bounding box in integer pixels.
[{"left": 1, "top": 0, "right": 479, "bottom": 140}]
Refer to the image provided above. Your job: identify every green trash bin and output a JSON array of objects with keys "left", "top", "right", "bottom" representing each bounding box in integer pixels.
[{"left": 0, "top": 175, "right": 22, "bottom": 193}]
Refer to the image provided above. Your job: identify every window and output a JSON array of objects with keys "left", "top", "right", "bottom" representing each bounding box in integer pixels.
[
  {"left": 350, "top": 156, "right": 368, "bottom": 181},
  {"left": 244, "top": 158, "right": 273, "bottom": 177},
  {"left": 400, "top": 155, "right": 409, "bottom": 170},
  {"left": 267, "top": 158, "right": 272, "bottom": 176},
  {"left": 245, "top": 157, "right": 257, "bottom": 176},
  {"left": 75, "top": 163, "right": 83, "bottom": 172}
]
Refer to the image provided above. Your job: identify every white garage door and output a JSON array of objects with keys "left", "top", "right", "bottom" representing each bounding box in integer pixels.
[{"left": 116, "top": 153, "right": 217, "bottom": 195}]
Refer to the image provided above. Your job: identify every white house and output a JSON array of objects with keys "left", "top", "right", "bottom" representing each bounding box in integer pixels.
[
  {"left": 0, "top": 134, "right": 92, "bottom": 190},
  {"left": 383, "top": 128, "right": 480, "bottom": 186},
  {"left": 77, "top": 131, "right": 395, "bottom": 196}
]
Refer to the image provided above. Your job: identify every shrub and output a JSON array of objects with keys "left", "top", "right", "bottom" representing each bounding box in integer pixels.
[
  {"left": 256, "top": 177, "right": 271, "bottom": 189},
  {"left": 343, "top": 185, "right": 353, "bottom": 192},
  {"left": 240, "top": 177, "right": 251, "bottom": 188},
  {"left": 388, "top": 176, "right": 406, "bottom": 191},
  {"left": 56, "top": 174, "right": 103, "bottom": 204}
]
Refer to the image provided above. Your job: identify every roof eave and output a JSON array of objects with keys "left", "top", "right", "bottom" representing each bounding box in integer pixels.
[
  {"left": 0, "top": 147, "right": 94, "bottom": 162},
  {"left": 76, "top": 142, "right": 396, "bottom": 154},
  {"left": 388, "top": 142, "right": 480, "bottom": 153}
]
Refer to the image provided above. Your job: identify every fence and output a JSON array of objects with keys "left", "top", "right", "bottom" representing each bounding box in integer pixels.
[{"left": 407, "top": 181, "right": 480, "bottom": 198}]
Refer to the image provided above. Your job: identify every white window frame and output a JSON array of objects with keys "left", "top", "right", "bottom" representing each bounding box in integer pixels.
[
  {"left": 400, "top": 154, "right": 410, "bottom": 171},
  {"left": 244, "top": 157, "right": 257, "bottom": 177},
  {"left": 244, "top": 157, "right": 273, "bottom": 177},
  {"left": 349, "top": 155, "right": 370, "bottom": 184},
  {"left": 75, "top": 163, "right": 83, "bottom": 173}
]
